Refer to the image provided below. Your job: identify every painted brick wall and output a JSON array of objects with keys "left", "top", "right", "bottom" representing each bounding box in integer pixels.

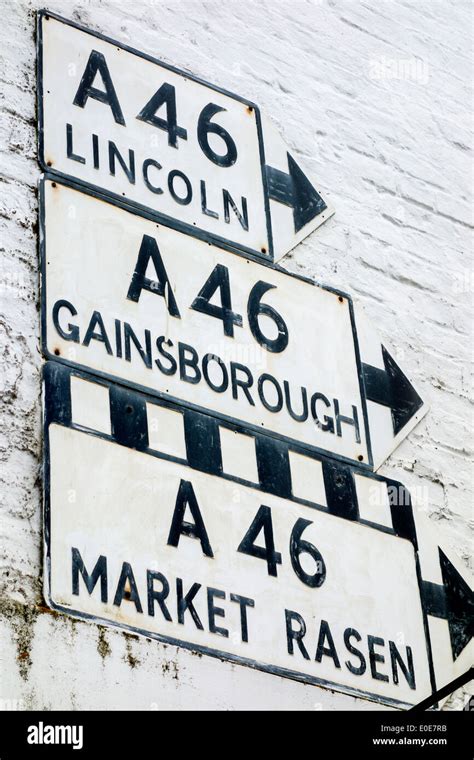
[{"left": 0, "top": 0, "right": 471, "bottom": 710}]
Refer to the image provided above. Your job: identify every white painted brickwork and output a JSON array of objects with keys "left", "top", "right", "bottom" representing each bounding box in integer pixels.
[{"left": 0, "top": 0, "right": 472, "bottom": 710}]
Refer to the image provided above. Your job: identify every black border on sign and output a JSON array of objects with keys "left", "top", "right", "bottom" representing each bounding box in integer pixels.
[
  {"left": 36, "top": 9, "right": 275, "bottom": 262},
  {"left": 38, "top": 173, "right": 375, "bottom": 471},
  {"left": 41, "top": 362, "right": 437, "bottom": 710}
]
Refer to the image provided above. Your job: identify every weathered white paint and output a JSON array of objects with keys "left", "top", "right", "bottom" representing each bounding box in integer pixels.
[{"left": 0, "top": 0, "right": 472, "bottom": 711}]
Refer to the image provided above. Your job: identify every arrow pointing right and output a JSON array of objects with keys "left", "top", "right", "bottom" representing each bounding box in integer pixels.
[
  {"left": 265, "top": 153, "right": 327, "bottom": 233},
  {"left": 362, "top": 345, "right": 423, "bottom": 437},
  {"left": 260, "top": 113, "right": 334, "bottom": 261},
  {"left": 422, "top": 549, "right": 474, "bottom": 660}
]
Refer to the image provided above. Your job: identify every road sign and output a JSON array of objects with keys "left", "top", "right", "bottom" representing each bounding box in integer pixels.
[
  {"left": 38, "top": 10, "right": 333, "bottom": 263},
  {"left": 40, "top": 176, "right": 426, "bottom": 470},
  {"left": 43, "top": 362, "right": 472, "bottom": 708}
]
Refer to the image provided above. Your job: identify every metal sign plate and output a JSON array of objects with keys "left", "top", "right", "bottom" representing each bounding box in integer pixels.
[
  {"left": 43, "top": 362, "right": 446, "bottom": 709},
  {"left": 40, "top": 177, "right": 372, "bottom": 468},
  {"left": 37, "top": 11, "right": 333, "bottom": 263}
]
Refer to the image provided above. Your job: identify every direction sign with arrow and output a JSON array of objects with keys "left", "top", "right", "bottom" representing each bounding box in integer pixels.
[
  {"left": 265, "top": 155, "right": 327, "bottom": 234},
  {"left": 37, "top": 10, "right": 333, "bottom": 264},
  {"left": 424, "top": 549, "right": 474, "bottom": 661},
  {"left": 35, "top": 11, "right": 469, "bottom": 712},
  {"left": 39, "top": 176, "right": 427, "bottom": 472},
  {"left": 355, "top": 305, "right": 428, "bottom": 470},
  {"left": 412, "top": 506, "right": 474, "bottom": 707},
  {"left": 42, "top": 361, "right": 472, "bottom": 708},
  {"left": 363, "top": 346, "right": 423, "bottom": 438}
]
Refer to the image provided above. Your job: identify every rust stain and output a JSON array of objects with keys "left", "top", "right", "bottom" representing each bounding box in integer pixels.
[
  {"left": 97, "top": 627, "right": 111, "bottom": 662},
  {"left": 123, "top": 633, "right": 141, "bottom": 669},
  {"left": 34, "top": 604, "right": 61, "bottom": 617}
]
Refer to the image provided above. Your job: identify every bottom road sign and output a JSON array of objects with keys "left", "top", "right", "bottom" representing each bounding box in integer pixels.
[{"left": 42, "top": 362, "right": 473, "bottom": 709}]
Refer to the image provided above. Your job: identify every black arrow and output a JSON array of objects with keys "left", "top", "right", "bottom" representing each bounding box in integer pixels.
[
  {"left": 422, "top": 549, "right": 474, "bottom": 660},
  {"left": 362, "top": 345, "right": 423, "bottom": 436},
  {"left": 265, "top": 153, "right": 327, "bottom": 233}
]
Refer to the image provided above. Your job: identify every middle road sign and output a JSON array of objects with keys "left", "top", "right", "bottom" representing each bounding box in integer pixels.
[{"left": 40, "top": 177, "right": 425, "bottom": 471}]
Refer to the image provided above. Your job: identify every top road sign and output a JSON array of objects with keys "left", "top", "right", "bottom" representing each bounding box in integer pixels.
[{"left": 37, "top": 11, "right": 334, "bottom": 263}]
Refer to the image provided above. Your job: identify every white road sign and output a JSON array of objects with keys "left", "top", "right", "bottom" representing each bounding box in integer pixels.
[
  {"left": 38, "top": 11, "right": 333, "bottom": 263},
  {"left": 37, "top": 10, "right": 469, "bottom": 711},
  {"left": 40, "top": 177, "right": 426, "bottom": 470},
  {"left": 43, "top": 363, "right": 472, "bottom": 708}
]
